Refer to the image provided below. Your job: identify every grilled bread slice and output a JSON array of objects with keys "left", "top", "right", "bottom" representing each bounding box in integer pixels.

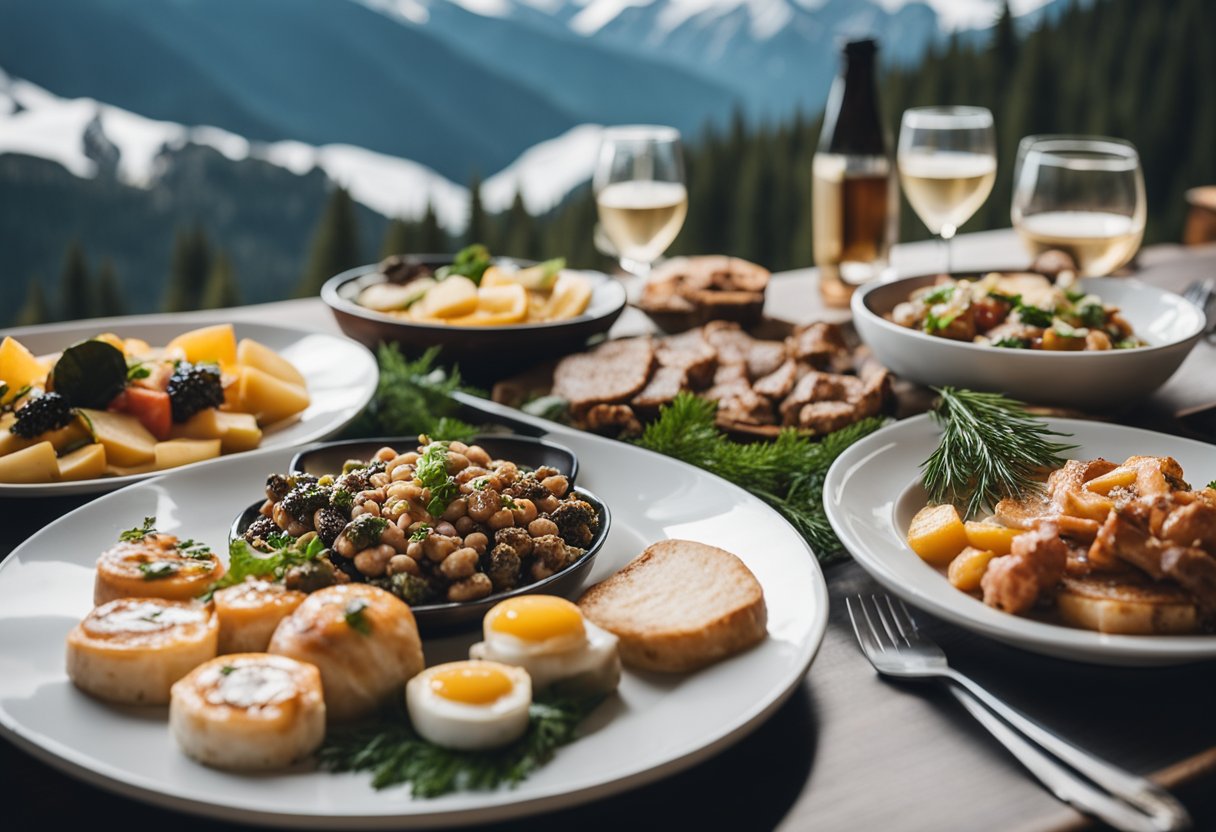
[
  {"left": 1057, "top": 575, "right": 1199, "bottom": 635},
  {"left": 577, "top": 539, "right": 766, "bottom": 672}
]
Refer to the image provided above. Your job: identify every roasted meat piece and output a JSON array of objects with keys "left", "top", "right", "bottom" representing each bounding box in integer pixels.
[
  {"left": 655, "top": 329, "right": 718, "bottom": 389},
  {"left": 552, "top": 337, "right": 655, "bottom": 414},
  {"left": 981, "top": 521, "right": 1068, "bottom": 614}
]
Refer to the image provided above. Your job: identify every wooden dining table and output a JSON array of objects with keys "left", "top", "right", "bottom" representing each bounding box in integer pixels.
[{"left": 2, "top": 229, "right": 1214, "bottom": 831}]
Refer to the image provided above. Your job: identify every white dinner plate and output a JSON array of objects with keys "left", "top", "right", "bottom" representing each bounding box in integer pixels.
[
  {"left": 0, "top": 314, "right": 378, "bottom": 497},
  {"left": 0, "top": 423, "right": 828, "bottom": 828},
  {"left": 824, "top": 414, "right": 1216, "bottom": 666}
]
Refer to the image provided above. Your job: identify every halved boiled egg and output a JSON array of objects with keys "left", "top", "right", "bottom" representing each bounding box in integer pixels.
[
  {"left": 470, "top": 595, "right": 620, "bottom": 696},
  {"left": 405, "top": 660, "right": 531, "bottom": 750}
]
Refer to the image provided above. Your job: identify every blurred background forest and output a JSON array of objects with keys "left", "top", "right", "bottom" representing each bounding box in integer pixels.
[{"left": 1, "top": 0, "right": 1212, "bottom": 325}]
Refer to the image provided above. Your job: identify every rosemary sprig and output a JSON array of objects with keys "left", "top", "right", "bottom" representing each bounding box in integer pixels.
[
  {"left": 318, "top": 697, "right": 601, "bottom": 797},
  {"left": 344, "top": 345, "right": 480, "bottom": 442},
  {"left": 634, "top": 393, "right": 885, "bottom": 561},
  {"left": 922, "top": 387, "right": 1075, "bottom": 520}
]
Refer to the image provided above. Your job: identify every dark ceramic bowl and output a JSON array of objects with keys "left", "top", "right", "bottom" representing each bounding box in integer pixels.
[
  {"left": 320, "top": 256, "right": 627, "bottom": 384},
  {"left": 230, "top": 434, "right": 608, "bottom": 635}
]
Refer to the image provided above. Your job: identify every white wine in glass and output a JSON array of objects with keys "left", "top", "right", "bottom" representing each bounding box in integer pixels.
[
  {"left": 1012, "top": 136, "right": 1146, "bottom": 276},
  {"left": 593, "top": 126, "right": 687, "bottom": 277},
  {"left": 898, "top": 106, "right": 996, "bottom": 272}
]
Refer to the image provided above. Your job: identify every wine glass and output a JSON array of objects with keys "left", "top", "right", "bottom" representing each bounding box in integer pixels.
[
  {"left": 1011, "top": 135, "right": 1146, "bottom": 276},
  {"left": 593, "top": 126, "right": 687, "bottom": 278},
  {"left": 898, "top": 106, "right": 997, "bottom": 273}
]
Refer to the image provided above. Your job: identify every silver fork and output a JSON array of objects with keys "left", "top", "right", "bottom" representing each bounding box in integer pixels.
[
  {"left": 1181, "top": 278, "right": 1216, "bottom": 334},
  {"left": 846, "top": 594, "right": 1192, "bottom": 832}
]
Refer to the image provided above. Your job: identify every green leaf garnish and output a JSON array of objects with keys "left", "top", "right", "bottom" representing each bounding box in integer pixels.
[
  {"left": 1206, "top": 480, "right": 1216, "bottom": 490},
  {"left": 126, "top": 361, "right": 151, "bottom": 381},
  {"left": 922, "top": 387, "right": 1075, "bottom": 520},
  {"left": 119, "top": 517, "right": 158, "bottom": 542},
  {"left": 220, "top": 665, "right": 236, "bottom": 676},
  {"left": 435, "top": 244, "right": 493, "bottom": 286},
  {"left": 204, "top": 535, "right": 325, "bottom": 597},
  {"left": 1077, "top": 303, "right": 1106, "bottom": 329},
  {"left": 409, "top": 524, "right": 432, "bottom": 542},
  {"left": 417, "top": 441, "right": 458, "bottom": 517},
  {"left": 344, "top": 598, "right": 371, "bottom": 634},
  {"left": 924, "top": 309, "right": 960, "bottom": 333},
  {"left": 923, "top": 285, "right": 955, "bottom": 305},
  {"left": 992, "top": 337, "right": 1030, "bottom": 349},
  {"left": 988, "top": 291, "right": 1021, "bottom": 305},
  {"left": 139, "top": 561, "right": 178, "bottom": 580}
]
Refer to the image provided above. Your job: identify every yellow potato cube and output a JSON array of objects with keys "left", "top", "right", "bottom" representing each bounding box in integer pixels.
[
  {"left": 155, "top": 439, "right": 222, "bottom": 470},
  {"left": 0, "top": 441, "right": 59, "bottom": 483},
  {"left": 165, "top": 324, "right": 238, "bottom": 369},
  {"left": 93, "top": 333, "right": 126, "bottom": 353},
  {"left": 214, "top": 411, "right": 262, "bottom": 453},
  {"left": 963, "top": 521, "right": 1023, "bottom": 556},
  {"left": 948, "top": 546, "right": 998, "bottom": 592},
  {"left": 78, "top": 408, "right": 156, "bottom": 467},
  {"left": 1063, "top": 490, "right": 1115, "bottom": 522},
  {"left": 57, "top": 443, "right": 107, "bottom": 481},
  {"left": 421, "top": 276, "right": 479, "bottom": 319},
  {"left": 169, "top": 409, "right": 225, "bottom": 441},
  {"left": 907, "top": 503, "right": 970, "bottom": 567},
  {"left": 237, "top": 338, "right": 306, "bottom": 388},
  {"left": 237, "top": 366, "right": 310, "bottom": 425},
  {"left": 1085, "top": 467, "right": 1136, "bottom": 494},
  {"left": 0, "top": 336, "right": 49, "bottom": 391}
]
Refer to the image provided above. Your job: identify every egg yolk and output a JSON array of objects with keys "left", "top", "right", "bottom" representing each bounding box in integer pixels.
[
  {"left": 486, "top": 595, "right": 586, "bottom": 643},
  {"left": 429, "top": 664, "right": 514, "bottom": 705}
]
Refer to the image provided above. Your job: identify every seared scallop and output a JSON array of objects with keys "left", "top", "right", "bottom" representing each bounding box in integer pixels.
[
  {"left": 94, "top": 534, "right": 224, "bottom": 606},
  {"left": 66, "top": 598, "right": 219, "bottom": 705},
  {"left": 214, "top": 580, "right": 306, "bottom": 654},
  {"left": 170, "top": 653, "right": 325, "bottom": 770},
  {"left": 268, "top": 584, "right": 424, "bottom": 720}
]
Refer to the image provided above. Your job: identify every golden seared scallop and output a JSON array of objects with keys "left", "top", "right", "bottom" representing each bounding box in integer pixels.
[
  {"left": 66, "top": 598, "right": 218, "bottom": 705},
  {"left": 213, "top": 580, "right": 306, "bottom": 654},
  {"left": 94, "top": 534, "right": 224, "bottom": 606},
  {"left": 268, "top": 584, "right": 424, "bottom": 721},
  {"left": 169, "top": 653, "right": 325, "bottom": 770}
]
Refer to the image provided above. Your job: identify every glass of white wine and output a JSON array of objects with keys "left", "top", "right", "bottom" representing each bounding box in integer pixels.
[
  {"left": 1012, "top": 135, "right": 1146, "bottom": 276},
  {"left": 898, "top": 106, "right": 997, "bottom": 273},
  {"left": 593, "top": 125, "right": 688, "bottom": 278}
]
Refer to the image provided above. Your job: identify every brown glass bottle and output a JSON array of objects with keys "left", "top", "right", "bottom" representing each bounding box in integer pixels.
[{"left": 812, "top": 39, "right": 897, "bottom": 307}]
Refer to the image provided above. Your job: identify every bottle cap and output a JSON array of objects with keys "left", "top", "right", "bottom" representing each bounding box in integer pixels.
[{"left": 844, "top": 38, "right": 878, "bottom": 57}]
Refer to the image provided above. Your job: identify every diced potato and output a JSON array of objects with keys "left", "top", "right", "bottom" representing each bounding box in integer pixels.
[
  {"left": 169, "top": 408, "right": 225, "bottom": 441},
  {"left": 0, "top": 336, "right": 49, "bottom": 391},
  {"left": 963, "top": 521, "right": 1023, "bottom": 556},
  {"left": 479, "top": 267, "right": 514, "bottom": 288},
  {"left": 0, "top": 441, "right": 58, "bottom": 483},
  {"left": 1062, "top": 490, "right": 1115, "bottom": 522},
  {"left": 155, "top": 439, "right": 222, "bottom": 470},
  {"left": 237, "top": 338, "right": 306, "bottom": 388},
  {"left": 94, "top": 333, "right": 126, "bottom": 354},
  {"left": 0, "top": 413, "right": 90, "bottom": 457},
  {"left": 1085, "top": 467, "right": 1136, "bottom": 494},
  {"left": 907, "top": 503, "right": 970, "bottom": 566},
  {"left": 105, "top": 462, "right": 158, "bottom": 477},
  {"left": 948, "top": 546, "right": 997, "bottom": 592},
  {"left": 78, "top": 408, "right": 156, "bottom": 467},
  {"left": 420, "top": 276, "right": 479, "bottom": 319},
  {"left": 237, "top": 366, "right": 310, "bottom": 425},
  {"left": 165, "top": 324, "right": 238, "bottom": 369},
  {"left": 214, "top": 411, "right": 262, "bottom": 453},
  {"left": 57, "top": 443, "right": 107, "bottom": 481},
  {"left": 448, "top": 284, "right": 528, "bottom": 326}
]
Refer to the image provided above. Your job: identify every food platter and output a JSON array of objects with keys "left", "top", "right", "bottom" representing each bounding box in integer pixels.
[
  {"left": 0, "top": 419, "right": 828, "bottom": 828},
  {"left": 823, "top": 414, "right": 1216, "bottom": 666},
  {"left": 0, "top": 315, "right": 378, "bottom": 497}
]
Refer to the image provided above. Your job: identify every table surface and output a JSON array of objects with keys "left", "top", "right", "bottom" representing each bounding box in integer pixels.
[{"left": 3, "top": 229, "right": 1215, "bottom": 832}]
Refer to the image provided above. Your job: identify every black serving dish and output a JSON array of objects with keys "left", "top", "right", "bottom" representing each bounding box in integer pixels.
[
  {"left": 320, "top": 256, "right": 627, "bottom": 384},
  {"left": 230, "top": 434, "right": 607, "bottom": 635}
]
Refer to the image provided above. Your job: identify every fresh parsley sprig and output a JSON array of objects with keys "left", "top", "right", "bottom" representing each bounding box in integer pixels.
[
  {"left": 318, "top": 696, "right": 602, "bottom": 797},
  {"left": 417, "top": 441, "right": 458, "bottom": 517},
  {"left": 204, "top": 534, "right": 325, "bottom": 598},
  {"left": 119, "top": 517, "right": 158, "bottom": 542},
  {"left": 922, "top": 387, "right": 1075, "bottom": 520}
]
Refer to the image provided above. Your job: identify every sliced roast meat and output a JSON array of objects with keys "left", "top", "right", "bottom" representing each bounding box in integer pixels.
[
  {"left": 631, "top": 366, "right": 689, "bottom": 410},
  {"left": 655, "top": 329, "right": 718, "bottom": 389},
  {"left": 752, "top": 359, "right": 800, "bottom": 400},
  {"left": 552, "top": 337, "right": 655, "bottom": 413}
]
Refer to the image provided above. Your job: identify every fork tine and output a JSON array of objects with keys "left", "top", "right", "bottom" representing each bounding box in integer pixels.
[
  {"left": 869, "top": 594, "right": 903, "bottom": 646},
  {"left": 860, "top": 595, "right": 895, "bottom": 650},
  {"left": 846, "top": 596, "right": 884, "bottom": 656},
  {"left": 892, "top": 598, "right": 920, "bottom": 635}
]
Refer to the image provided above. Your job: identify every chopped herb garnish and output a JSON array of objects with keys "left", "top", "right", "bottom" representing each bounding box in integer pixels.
[
  {"left": 139, "top": 561, "right": 179, "bottom": 580},
  {"left": 500, "top": 494, "right": 519, "bottom": 510},
  {"left": 988, "top": 291, "right": 1022, "bottom": 306},
  {"left": 344, "top": 598, "right": 372, "bottom": 634},
  {"left": 331, "top": 488, "right": 355, "bottom": 511},
  {"left": 119, "top": 517, "right": 158, "bottom": 542},
  {"left": 126, "top": 361, "right": 151, "bottom": 381},
  {"left": 177, "top": 539, "right": 213, "bottom": 559},
  {"left": 1207, "top": 480, "right": 1216, "bottom": 490},
  {"left": 204, "top": 535, "right": 326, "bottom": 597},
  {"left": 1077, "top": 303, "right": 1106, "bottom": 329},
  {"left": 220, "top": 665, "right": 236, "bottom": 676},
  {"left": 1115, "top": 338, "right": 1141, "bottom": 350},
  {"left": 923, "top": 285, "right": 955, "bottom": 305},
  {"left": 992, "top": 337, "right": 1031, "bottom": 349},
  {"left": 924, "top": 309, "right": 960, "bottom": 333},
  {"left": 1052, "top": 321, "right": 1083, "bottom": 339},
  {"left": 409, "top": 524, "right": 432, "bottom": 542},
  {"left": 1016, "top": 305, "right": 1053, "bottom": 328},
  {"left": 417, "top": 441, "right": 458, "bottom": 517},
  {"left": 1065, "top": 288, "right": 1086, "bottom": 303},
  {"left": 472, "top": 478, "right": 489, "bottom": 491}
]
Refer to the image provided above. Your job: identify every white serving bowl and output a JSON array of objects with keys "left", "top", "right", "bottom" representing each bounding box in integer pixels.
[{"left": 853, "top": 275, "right": 1205, "bottom": 409}]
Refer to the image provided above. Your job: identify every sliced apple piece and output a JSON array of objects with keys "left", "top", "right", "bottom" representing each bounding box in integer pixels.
[
  {"left": 543, "top": 272, "right": 592, "bottom": 321},
  {"left": 165, "top": 324, "right": 238, "bottom": 369},
  {"left": 237, "top": 367, "right": 310, "bottom": 425},
  {"left": 155, "top": 438, "right": 222, "bottom": 470},
  {"left": 420, "top": 276, "right": 479, "bottom": 319},
  {"left": 449, "top": 283, "right": 528, "bottom": 326},
  {"left": 78, "top": 408, "right": 156, "bottom": 467},
  {"left": 0, "top": 336, "right": 49, "bottom": 391},
  {"left": 236, "top": 338, "right": 306, "bottom": 388},
  {"left": 0, "top": 441, "right": 59, "bottom": 483},
  {"left": 57, "top": 443, "right": 107, "bottom": 481}
]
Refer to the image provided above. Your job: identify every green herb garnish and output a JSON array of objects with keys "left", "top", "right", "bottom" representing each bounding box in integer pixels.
[
  {"left": 1115, "top": 338, "right": 1141, "bottom": 349},
  {"left": 1016, "top": 305, "right": 1053, "bottom": 328},
  {"left": 500, "top": 494, "right": 519, "bottom": 510},
  {"left": 205, "top": 535, "right": 326, "bottom": 597},
  {"left": 126, "top": 361, "right": 151, "bottom": 381},
  {"left": 409, "top": 524, "right": 432, "bottom": 542},
  {"left": 1076, "top": 303, "right": 1106, "bottom": 329},
  {"left": 924, "top": 309, "right": 960, "bottom": 334},
  {"left": 1207, "top": 480, "right": 1216, "bottom": 490},
  {"left": 219, "top": 665, "right": 236, "bottom": 676},
  {"left": 119, "top": 517, "right": 158, "bottom": 542},
  {"left": 923, "top": 285, "right": 955, "bottom": 305},
  {"left": 318, "top": 696, "right": 602, "bottom": 796},
  {"left": 417, "top": 441, "right": 458, "bottom": 517},
  {"left": 992, "top": 337, "right": 1030, "bottom": 349},
  {"left": 344, "top": 346, "right": 479, "bottom": 441},
  {"left": 344, "top": 598, "right": 371, "bottom": 634},
  {"left": 635, "top": 393, "right": 884, "bottom": 561},
  {"left": 177, "top": 539, "right": 213, "bottom": 559},
  {"left": 139, "top": 561, "right": 178, "bottom": 580},
  {"left": 1065, "top": 289, "right": 1086, "bottom": 303},
  {"left": 435, "top": 244, "right": 493, "bottom": 286},
  {"left": 1052, "top": 320, "right": 1083, "bottom": 339},
  {"left": 922, "top": 387, "right": 1075, "bottom": 520}
]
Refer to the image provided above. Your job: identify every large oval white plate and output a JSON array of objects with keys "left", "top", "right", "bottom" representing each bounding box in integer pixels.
[
  {"left": 0, "top": 315, "right": 378, "bottom": 497},
  {"left": 0, "top": 425, "right": 828, "bottom": 828},
  {"left": 824, "top": 414, "right": 1216, "bottom": 666}
]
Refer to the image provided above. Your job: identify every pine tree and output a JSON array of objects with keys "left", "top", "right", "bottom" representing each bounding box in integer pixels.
[
  {"left": 418, "top": 201, "right": 447, "bottom": 253},
  {"left": 164, "top": 226, "right": 211, "bottom": 312},
  {"left": 297, "top": 186, "right": 361, "bottom": 297},
  {"left": 379, "top": 217, "right": 414, "bottom": 259},
  {"left": 59, "top": 241, "right": 94, "bottom": 321},
  {"left": 501, "top": 191, "right": 537, "bottom": 258},
  {"left": 465, "top": 173, "right": 487, "bottom": 248},
  {"left": 96, "top": 259, "right": 126, "bottom": 317},
  {"left": 201, "top": 251, "right": 241, "bottom": 309},
  {"left": 15, "top": 279, "right": 51, "bottom": 326}
]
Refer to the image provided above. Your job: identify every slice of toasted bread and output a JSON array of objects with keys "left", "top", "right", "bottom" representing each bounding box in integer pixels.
[
  {"left": 1057, "top": 575, "right": 1199, "bottom": 635},
  {"left": 577, "top": 539, "right": 767, "bottom": 672}
]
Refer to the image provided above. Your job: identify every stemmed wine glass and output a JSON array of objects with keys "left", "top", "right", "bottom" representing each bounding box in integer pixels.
[
  {"left": 898, "top": 106, "right": 997, "bottom": 273},
  {"left": 593, "top": 126, "right": 687, "bottom": 278},
  {"left": 1011, "top": 135, "right": 1146, "bottom": 276}
]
